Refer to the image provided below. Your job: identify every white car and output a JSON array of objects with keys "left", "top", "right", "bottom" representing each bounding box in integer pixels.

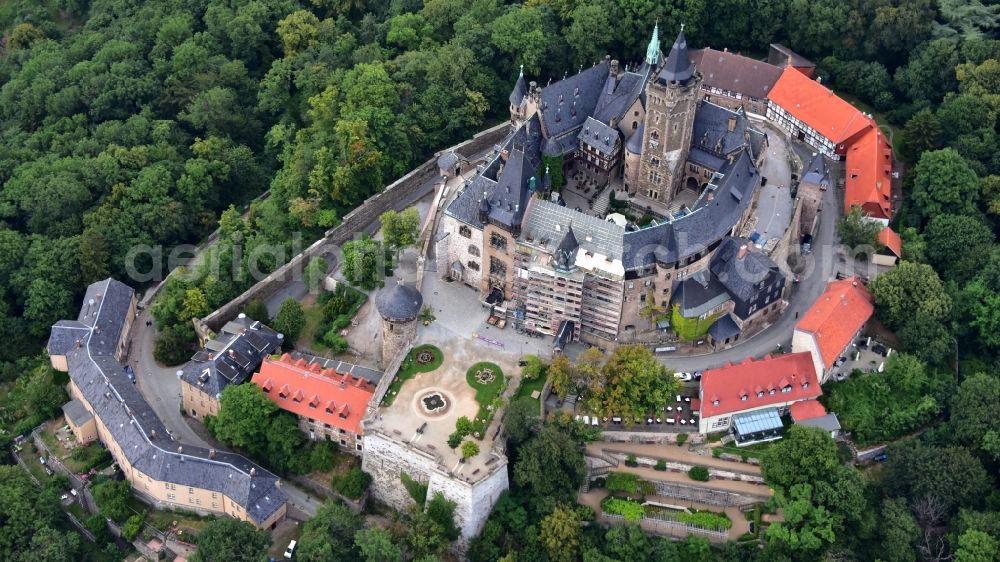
[
  {"left": 284, "top": 540, "right": 297, "bottom": 560},
  {"left": 673, "top": 372, "right": 693, "bottom": 382},
  {"left": 591, "top": 417, "right": 599, "bottom": 427}
]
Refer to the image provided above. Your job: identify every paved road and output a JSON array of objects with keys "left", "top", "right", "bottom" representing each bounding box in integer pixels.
[
  {"left": 755, "top": 130, "right": 794, "bottom": 244},
  {"left": 658, "top": 152, "right": 840, "bottom": 373},
  {"left": 129, "top": 310, "right": 321, "bottom": 517}
]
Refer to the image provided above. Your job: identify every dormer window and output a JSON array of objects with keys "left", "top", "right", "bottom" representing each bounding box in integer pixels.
[
  {"left": 712, "top": 399, "right": 720, "bottom": 406},
  {"left": 782, "top": 386, "right": 792, "bottom": 393},
  {"left": 740, "top": 394, "right": 748, "bottom": 401},
  {"left": 769, "top": 389, "right": 776, "bottom": 396},
  {"left": 802, "top": 382, "right": 809, "bottom": 390},
  {"left": 757, "top": 391, "right": 764, "bottom": 398}
]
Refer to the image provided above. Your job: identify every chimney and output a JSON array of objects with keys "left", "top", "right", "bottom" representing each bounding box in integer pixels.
[
  {"left": 275, "top": 479, "right": 281, "bottom": 489},
  {"left": 75, "top": 340, "right": 82, "bottom": 348},
  {"left": 737, "top": 244, "right": 748, "bottom": 260},
  {"left": 727, "top": 117, "right": 736, "bottom": 132},
  {"left": 209, "top": 449, "right": 216, "bottom": 459},
  {"left": 250, "top": 467, "right": 256, "bottom": 476},
  {"left": 610, "top": 58, "right": 619, "bottom": 75},
  {"left": 177, "top": 446, "right": 183, "bottom": 454},
  {"left": 150, "top": 430, "right": 156, "bottom": 440},
  {"left": 816, "top": 76, "right": 823, "bottom": 84}
]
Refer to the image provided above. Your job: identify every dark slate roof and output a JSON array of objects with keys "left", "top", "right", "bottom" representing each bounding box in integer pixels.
[
  {"left": 625, "top": 122, "right": 644, "bottom": 154},
  {"left": 375, "top": 281, "right": 423, "bottom": 321},
  {"left": 445, "top": 117, "right": 542, "bottom": 229},
  {"left": 554, "top": 320, "right": 574, "bottom": 350},
  {"left": 623, "top": 148, "right": 760, "bottom": 270},
  {"left": 437, "top": 151, "right": 460, "bottom": 171},
  {"left": 179, "top": 316, "right": 282, "bottom": 399},
  {"left": 687, "top": 147, "right": 727, "bottom": 170},
  {"left": 48, "top": 320, "right": 90, "bottom": 356},
  {"left": 62, "top": 398, "right": 93, "bottom": 427},
  {"left": 708, "top": 314, "right": 741, "bottom": 340},
  {"left": 801, "top": 152, "right": 831, "bottom": 188},
  {"left": 286, "top": 350, "right": 383, "bottom": 385},
  {"left": 52, "top": 279, "right": 287, "bottom": 525},
  {"left": 76, "top": 279, "right": 134, "bottom": 357},
  {"left": 538, "top": 62, "right": 609, "bottom": 138},
  {"left": 657, "top": 29, "right": 696, "bottom": 84},
  {"left": 510, "top": 68, "right": 527, "bottom": 106},
  {"left": 593, "top": 70, "right": 648, "bottom": 124},
  {"left": 689, "top": 48, "right": 782, "bottom": 101},
  {"left": 672, "top": 270, "right": 731, "bottom": 318},
  {"left": 578, "top": 117, "right": 619, "bottom": 156},
  {"left": 710, "top": 237, "right": 783, "bottom": 303},
  {"left": 692, "top": 102, "right": 748, "bottom": 157},
  {"left": 748, "top": 128, "right": 767, "bottom": 161},
  {"left": 554, "top": 225, "right": 579, "bottom": 271}
]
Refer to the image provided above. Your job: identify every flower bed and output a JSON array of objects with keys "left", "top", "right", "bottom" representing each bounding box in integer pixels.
[{"left": 464, "top": 362, "right": 506, "bottom": 437}]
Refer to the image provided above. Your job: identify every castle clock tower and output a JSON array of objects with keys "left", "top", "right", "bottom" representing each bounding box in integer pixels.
[{"left": 636, "top": 26, "right": 702, "bottom": 206}]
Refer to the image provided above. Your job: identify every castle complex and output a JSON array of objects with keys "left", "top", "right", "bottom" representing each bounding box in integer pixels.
[{"left": 438, "top": 27, "right": 783, "bottom": 348}]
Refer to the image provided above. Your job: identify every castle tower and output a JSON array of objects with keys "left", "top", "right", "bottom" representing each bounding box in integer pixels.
[
  {"left": 375, "top": 280, "right": 423, "bottom": 366},
  {"left": 636, "top": 26, "right": 703, "bottom": 203}
]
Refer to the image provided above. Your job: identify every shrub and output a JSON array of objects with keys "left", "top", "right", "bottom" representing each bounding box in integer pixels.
[
  {"left": 321, "top": 329, "right": 349, "bottom": 353},
  {"left": 605, "top": 471, "right": 641, "bottom": 494},
  {"left": 122, "top": 515, "right": 144, "bottom": 541},
  {"left": 712, "top": 448, "right": 721, "bottom": 458},
  {"left": 654, "top": 459, "right": 667, "bottom": 471},
  {"left": 601, "top": 497, "right": 644, "bottom": 522},
  {"left": 688, "top": 466, "right": 710, "bottom": 482},
  {"left": 447, "top": 432, "right": 463, "bottom": 449},
  {"left": 676, "top": 433, "right": 688, "bottom": 446},
  {"left": 461, "top": 440, "right": 480, "bottom": 459},
  {"left": 678, "top": 510, "right": 732, "bottom": 530},
  {"left": 624, "top": 454, "right": 638, "bottom": 467},
  {"left": 455, "top": 416, "right": 474, "bottom": 437},
  {"left": 400, "top": 472, "right": 428, "bottom": 508},
  {"left": 332, "top": 467, "right": 371, "bottom": 500}
]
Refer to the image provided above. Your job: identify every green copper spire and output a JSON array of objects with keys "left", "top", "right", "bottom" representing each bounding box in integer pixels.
[{"left": 645, "top": 22, "right": 660, "bottom": 65}]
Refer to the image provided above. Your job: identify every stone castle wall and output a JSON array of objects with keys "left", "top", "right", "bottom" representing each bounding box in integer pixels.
[
  {"left": 199, "top": 123, "right": 511, "bottom": 333},
  {"left": 361, "top": 431, "right": 509, "bottom": 540}
]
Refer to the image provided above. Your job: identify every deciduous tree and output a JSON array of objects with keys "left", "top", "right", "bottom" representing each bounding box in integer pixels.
[{"left": 192, "top": 518, "right": 270, "bottom": 562}]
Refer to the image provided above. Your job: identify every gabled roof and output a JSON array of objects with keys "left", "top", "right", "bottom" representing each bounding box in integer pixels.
[
  {"left": 52, "top": 279, "right": 287, "bottom": 525},
  {"left": 789, "top": 399, "right": 827, "bottom": 422},
  {"left": 708, "top": 314, "right": 741, "bottom": 341},
  {"left": 578, "top": 116, "right": 619, "bottom": 156},
  {"left": 844, "top": 123, "right": 894, "bottom": 219},
  {"left": 878, "top": 227, "right": 902, "bottom": 257},
  {"left": 710, "top": 237, "right": 783, "bottom": 305},
  {"left": 539, "top": 62, "right": 609, "bottom": 138},
  {"left": 700, "top": 352, "right": 821, "bottom": 418},
  {"left": 689, "top": 48, "right": 782, "bottom": 100},
  {"left": 795, "top": 277, "right": 874, "bottom": 370},
  {"left": 251, "top": 355, "right": 375, "bottom": 435},
  {"left": 801, "top": 152, "right": 831, "bottom": 188},
  {"left": 767, "top": 67, "right": 871, "bottom": 145},
  {"left": 179, "top": 315, "right": 282, "bottom": 398}
]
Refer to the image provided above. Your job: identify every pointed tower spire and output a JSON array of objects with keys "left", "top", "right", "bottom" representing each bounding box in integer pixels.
[
  {"left": 658, "top": 25, "right": 695, "bottom": 84},
  {"left": 509, "top": 65, "right": 527, "bottom": 106},
  {"left": 645, "top": 21, "right": 660, "bottom": 66}
]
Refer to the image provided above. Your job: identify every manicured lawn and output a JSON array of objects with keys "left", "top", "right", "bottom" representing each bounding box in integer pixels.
[
  {"left": 381, "top": 344, "right": 444, "bottom": 407},
  {"left": 513, "top": 372, "right": 546, "bottom": 409},
  {"left": 63, "top": 443, "right": 113, "bottom": 474},
  {"left": 466, "top": 362, "right": 506, "bottom": 423},
  {"left": 142, "top": 506, "right": 217, "bottom": 535}
]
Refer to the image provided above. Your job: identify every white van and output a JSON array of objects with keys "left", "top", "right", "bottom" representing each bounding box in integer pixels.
[{"left": 284, "top": 540, "right": 297, "bottom": 559}]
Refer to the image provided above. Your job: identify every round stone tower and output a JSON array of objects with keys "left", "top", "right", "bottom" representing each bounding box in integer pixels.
[{"left": 375, "top": 280, "right": 423, "bottom": 366}]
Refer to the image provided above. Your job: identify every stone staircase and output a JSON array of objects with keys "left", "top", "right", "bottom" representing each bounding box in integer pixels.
[{"left": 591, "top": 187, "right": 611, "bottom": 216}]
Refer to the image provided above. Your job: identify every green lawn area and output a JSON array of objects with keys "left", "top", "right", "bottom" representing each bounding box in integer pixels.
[
  {"left": 19, "top": 441, "right": 53, "bottom": 483},
  {"left": 142, "top": 506, "right": 217, "bottom": 535},
  {"left": 466, "top": 362, "right": 506, "bottom": 423},
  {"left": 712, "top": 440, "right": 775, "bottom": 460},
  {"left": 671, "top": 304, "right": 719, "bottom": 342},
  {"left": 298, "top": 303, "right": 328, "bottom": 352},
  {"left": 381, "top": 344, "right": 444, "bottom": 407},
  {"left": 513, "top": 372, "right": 547, "bottom": 410},
  {"left": 63, "top": 443, "right": 113, "bottom": 474}
]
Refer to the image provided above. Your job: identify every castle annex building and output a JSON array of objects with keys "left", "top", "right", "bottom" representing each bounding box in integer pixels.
[{"left": 48, "top": 279, "right": 288, "bottom": 529}]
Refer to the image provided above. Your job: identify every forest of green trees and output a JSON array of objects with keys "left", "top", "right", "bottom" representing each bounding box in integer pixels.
[{"left": 2, "top": 0, "right": 1000, "bottom": 560}]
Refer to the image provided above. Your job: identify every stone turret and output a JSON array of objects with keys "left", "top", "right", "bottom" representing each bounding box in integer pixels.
[{"left": 375, "top": 280, "right": 423, "bottom": 366}]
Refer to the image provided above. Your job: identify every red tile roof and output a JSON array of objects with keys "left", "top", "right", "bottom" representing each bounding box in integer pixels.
[
  {"left": 844, "top": 123, "right": 894, "bottom": 219},
  {"left": 790, "top": 399, "right": 827, "bottom": 422},
  {"left": 251, "top": 354, "right": 374, "bottom": 435},
  {"left": 878, "top": 226, "right": 902, "bottom": 257},
  {"left": 767, "top": 67, "right": 872, "bottom": 146},
  {"left": 699, "top": 352, "right": 821, "bottom": 418},
  {"left": 795, "top": 277, "right": 874, "bottom": 370}
]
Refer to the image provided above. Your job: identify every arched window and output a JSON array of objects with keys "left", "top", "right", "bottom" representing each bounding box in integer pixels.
[
  {"left": 468, "top": 245, "right": 480, "bottom": 257},
  {"left": 459, "top": 225, "right": 472, "bottom": 238}
]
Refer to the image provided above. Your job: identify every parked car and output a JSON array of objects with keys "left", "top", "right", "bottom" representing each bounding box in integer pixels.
[
  {"left": 834, "top": 356, "right": 847, "bottom": 367},
  {"left": 591, "top": 417, "right": 599, "bottom": 427},
  {"left": 872, "top": 344, "right": 888, "bottom": 356},
  {"left": 693, "top": 371, "right": 703, "bottom": 380},
  {"left": 611, "top": 416, "right": 622, "bottom": 424},
  {"left": 284, "top": 540, "right": 297, "bottom": 560}
]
